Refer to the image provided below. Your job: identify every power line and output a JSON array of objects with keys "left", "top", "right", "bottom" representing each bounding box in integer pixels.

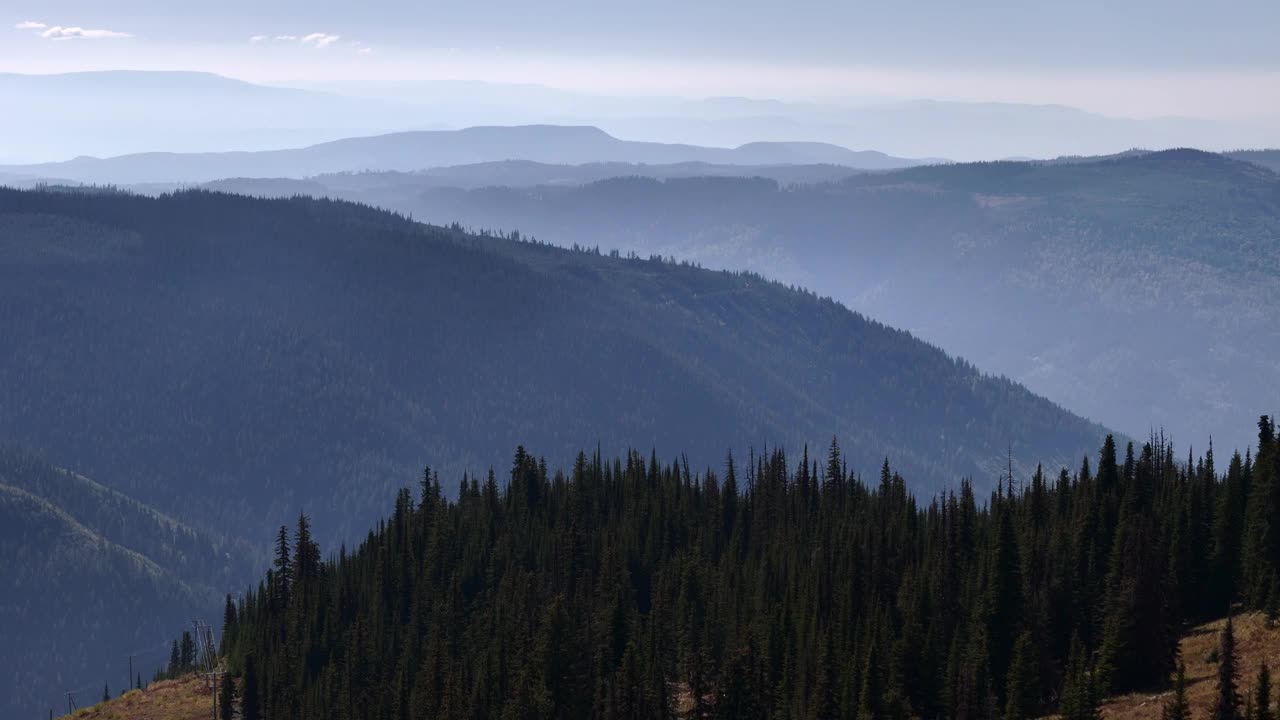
[
  {"left": 122, "top": 638, "right": 173, "bottom": 658},
  {"left": 191, "top": 619, "right": 223, "bottom": 720}
]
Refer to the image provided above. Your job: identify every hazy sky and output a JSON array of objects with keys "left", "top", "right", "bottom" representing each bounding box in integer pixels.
[{"left": 4, "top": 0, "right": 1280, "bottom": 119}]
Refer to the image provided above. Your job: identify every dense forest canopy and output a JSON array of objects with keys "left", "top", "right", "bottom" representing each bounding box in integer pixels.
[{"left": 221, "top": 416, "right": 1280, "bottom": 719}]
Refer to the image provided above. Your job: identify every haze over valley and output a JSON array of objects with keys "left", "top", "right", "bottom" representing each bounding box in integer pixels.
[
  {"left": 3, "top": 3, "right": 1279, "bottom": 719},
  {"left": 5, "top": 69, "right": 1280, "bottom": 165}
]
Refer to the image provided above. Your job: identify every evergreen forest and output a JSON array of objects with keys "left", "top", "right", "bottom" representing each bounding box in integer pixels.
[{"left": 220, "top": 416, "right": 1280, "bottom": 719}]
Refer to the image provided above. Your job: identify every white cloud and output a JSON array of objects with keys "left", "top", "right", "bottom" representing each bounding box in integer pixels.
[
  {"left": 259, "top": 32, "right": 349, "bottom": 50},
  {"left": 38, "top": 25, "right": 132, "bottom": 40},
  {"left": 300, "top": 32, "right": 340, "bottom": 48},
  {"left": 357, "top": 47, "right": 376, "bottom": 55},
  {"left": 14, "top": 20, "right": 47, "bottom": 30}
]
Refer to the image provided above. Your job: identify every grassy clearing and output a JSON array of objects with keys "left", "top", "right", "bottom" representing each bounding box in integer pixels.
[
  {"left": 1100, "top": 612, "right": 1280, "bottom": 720},
  {"left": 60, "top": 675, "right": 214, "bottom": 720}
]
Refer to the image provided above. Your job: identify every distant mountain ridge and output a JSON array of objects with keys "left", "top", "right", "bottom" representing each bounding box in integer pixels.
[
  {"left": 0, "top": 125, "right": 929, "bottom": 184},
  {"left": 159, "top": 161, "right": 868, "bottom": 198},
  {"left": 5, "top": 69, "right": 1279, "bottom": 164}
]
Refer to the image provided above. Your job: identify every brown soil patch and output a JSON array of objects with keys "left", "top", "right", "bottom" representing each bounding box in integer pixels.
[{"left": 58, "top": 675, "right": 215, "bottom": 720}]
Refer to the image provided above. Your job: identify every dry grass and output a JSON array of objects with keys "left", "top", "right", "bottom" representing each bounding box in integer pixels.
[
  {"left": 59, "top": 675, "right": 215, "bottom": 720},
  {"left": 1100, "top": 612, "right": 1280, "bottom": 719}
]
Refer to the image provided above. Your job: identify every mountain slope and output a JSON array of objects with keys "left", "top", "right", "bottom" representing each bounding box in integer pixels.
[
  {"left": 0, "top": 445, "right": 235, "bottom": 720},
  {"left": 0, "top": 126, "right": 926, "bottom": 184},
  {"left": 361, "top": 149, "right": 1280, "bottom": 452},
  {"left": 1228, "top": 149, "right": 1280, "bottom": 173},
  {"left": 0, "top": 187, "right": 1106, "bottom": 546},
  {"left": 185, "top": 160, "right": 868, "bottom": 197}
]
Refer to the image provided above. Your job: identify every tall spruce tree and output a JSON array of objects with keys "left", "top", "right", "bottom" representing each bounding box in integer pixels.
[
  {"left": 182, "top": 631, "right": 197, "bottom": 671},
  {"left": 219, "top": 675, "right": 235, "bottom": 720},
  {"left": 1267, "top": 581, "right": 1279, "bottom": 628},
  {"left": 1004, "top": 632, "right": 1039, "bottom": 720},
  {"left": 273, "top": 525, "right": 292, "bottom": 609},
  {"left": 221, "top": 594, "right": 237, "bottom": 655},
  {"left": 1060, "top": 634, "right": 1098, "bottom": 720},
  {"left": 1212, "top": 447, "right": 1249, "bottom": 613},
  {"left": 1212, "top": 616, "right": 1242, "bottom": 720},
  {"left": 1243, "top": 417, "right": 1278, "bottom": 607},
  {"left": 1163, "top": 661, "right": 1191, "bottom": 720},
  {"left": 241, "top": 655, "right": 260, "bottom": 720},
  {"left": 1256, "top": 663, "right": 1273, "bottom": 720}
]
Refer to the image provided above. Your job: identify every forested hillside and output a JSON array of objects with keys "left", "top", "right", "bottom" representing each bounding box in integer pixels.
[
  {"left": 358, "top": 149, "right": 1280, "bottom": 453},
  {"left": 185, "top": 160, "right": 866, "bottom": 196},
  {"left": 0, "top": 187, "right": 1105, "bottom": 546},
  {"left": 0, "top": 445, "right": 243, "bottom": 719},
  {"left": 219, "top": 416, "right": 1280, "bottom": 719},
  {"left": 1227, "top": 149, "right": 1280, "bottom": 173}
]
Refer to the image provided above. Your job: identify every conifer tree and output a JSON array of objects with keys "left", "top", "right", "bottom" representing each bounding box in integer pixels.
[
  {"left": 1162, "top": 661, "right": 1190, "bottom": 720},
  {"left": 273, "top": 525, "right": 292, "bottom": 608},
  {"left": 102, "top": 684, "right": 109, "bottom": 703},
  {"left": 219, "top": 674, "right": 235, "bottom": 720},
  {"left": 1267, "top": 582, "right": 1279, "bottom": 629},
  {"left": 1212, "top": 448, "right": 1248, "bottom": 613},
  {"left": 241, "top": 655, "right": 260, "bottom": 720},
  {"left": 1243, "top": 417, "right": 1278, "bottom": 607},
  {"left": 180, "top": 631, "right": 195, "bottom": 671},
  {"left": 1004, "top": 632, "right": 1039, "bottom": 720},
  {"left": 1060, "top": 634, "right": 1098, "bottom": 720},
  {"left": 294, "top": 513, "right": 318, "bottom": 586},
  {"left": 858, "top": 642, "right": 884, "bottom": 720},
  {"left": 221, "top": 594, "right": 237, "bottom": 655},
  {"left": 1212, "top": 616, "right": 1242, "bottom": 720},
  {"left": 810, "top": 641, "right": 839, "bottom": 720},
  {"left": 1256, "top": 663, "right": 1273, "bottom": 720}
]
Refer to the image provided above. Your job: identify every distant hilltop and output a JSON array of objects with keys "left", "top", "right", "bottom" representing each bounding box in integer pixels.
[{"left": 0, "top": 125, "right": 931, "bottom": 184}]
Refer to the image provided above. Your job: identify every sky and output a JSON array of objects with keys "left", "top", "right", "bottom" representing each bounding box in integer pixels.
[{"left": 3, "top": 0, "right": 1280, "bottom": 119}]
